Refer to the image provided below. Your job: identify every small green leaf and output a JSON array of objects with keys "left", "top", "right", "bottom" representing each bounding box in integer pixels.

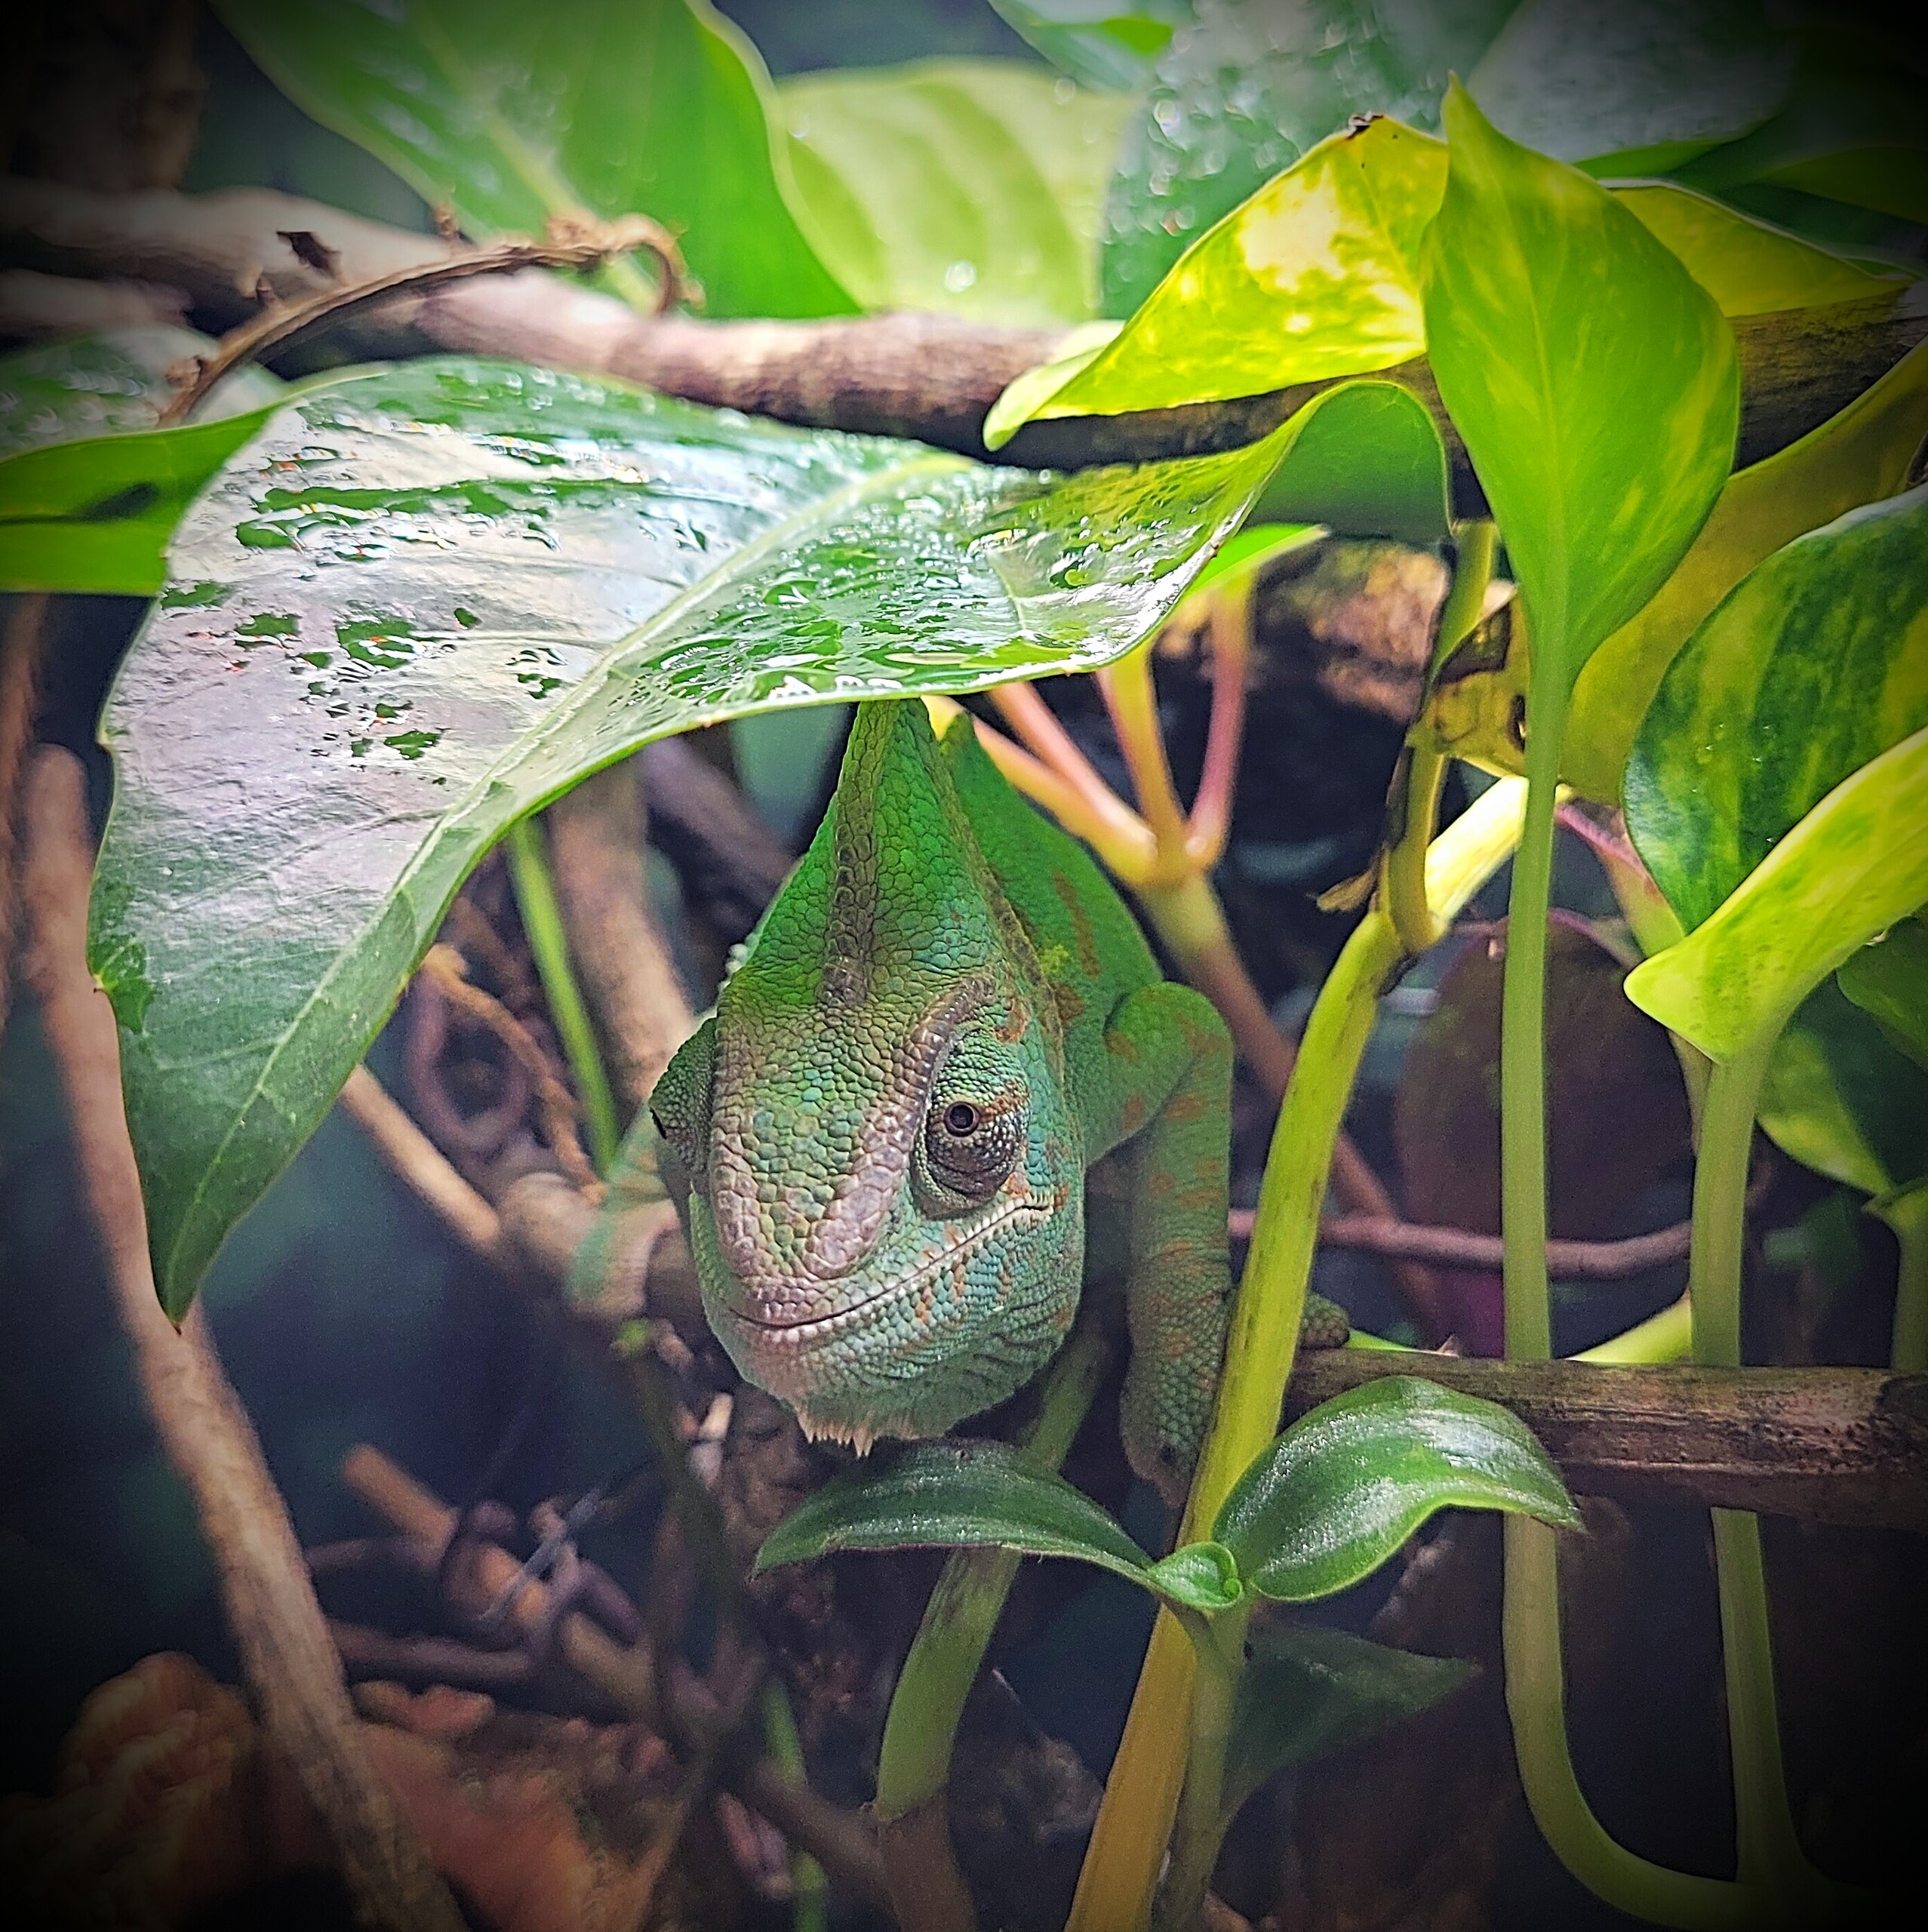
[
  {"left": 1567, "top": 338, "right": 1928, "bottom": 802},
  {"left": 1760, "top": 980, "right": 1928, "bottom": 1197},
  {"left": 988, "top": 0, "right": 1188, "bottom": 93},
  {"left": 1838, "top": 918, "right": 1928, "bottom": 1075},
  {"left": 1223, "top": 1621, "right": 1478, "bottom": 1817},
  {"left": 91, "top": 356, "right": 1300, "bottom": 1312},
  {"left": 1145, "top": 1540, "right": 1244, "bottom": 1614},
  {"left": 988, "top": 117, "right": 1446, "bottom": 442},
  {"left": 780, "top": 61, "right": 1129, "bottom": 325},
  {"left": 217, "top": 0, "right": 852, "bottom": 321},
  {"left": 753, "top": 1441, "right": 1155, "bottom": 1588},
  {"left": 1466, "top": 0, "right": 1794, "bottom": 177},
  {"left": 1610, "top": 182, "right": 1905, "bottom": 317},
  {"left": 1247, "top": 380, "right": 1451, "bottom": 545},
  {"left": 1213, "top": 1376, "right": 1581, "bottom": 1604},
  {"left": 1625, "top": 486, "right": 1928, "bottom": 933},
  {"left": 1419, "top": 82, "right": 1739, "bottom": 694},
  {"left": 1625, "top": 728, "right": 1928, "bottom": 1063}
]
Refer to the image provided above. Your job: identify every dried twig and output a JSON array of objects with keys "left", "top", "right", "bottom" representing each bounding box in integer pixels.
[
  {"left": 335, "top": 1063, "right": 508, "bottom": 1266},
  {"left": 419, "top": 940, "right": 601, "bottom": 1194},
  {"left": 1235, "top": 1208, "right": 1696, "bottom": 1280},
  {"left": 18, "top": 747, "right": 466, "bottom": 1932},
  {"left": 158, "top": 209, "right": 686, "bottom": 423}
]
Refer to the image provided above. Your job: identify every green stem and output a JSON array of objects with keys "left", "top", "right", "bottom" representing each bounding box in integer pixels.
[
  {"left": 505, "top": 814, "right": 623, "bottom": 1174},
  {"left": 1155, "top": 1606, "right": 1245, "bottom": 1932},
  {"left": 1499, "top": 676, "right": 1745, "bottom": 1930},
  {"left": 872, "top": 1326, "right": 1109, "bottom": 1821},
  {"left": 1881, "top": 1185, "right": 1928, "bottom": 1373},
  {"left": 1693, "top": 1044, "right": 1821, "bottom": 1915},
  {"left": 761, "top": 1681, "right": 829, "bottom": 1932}
]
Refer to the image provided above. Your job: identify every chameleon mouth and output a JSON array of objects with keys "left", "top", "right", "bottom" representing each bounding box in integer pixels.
[{"left": 726, "top": 1191, "right": 1056, "bottom": 1346}]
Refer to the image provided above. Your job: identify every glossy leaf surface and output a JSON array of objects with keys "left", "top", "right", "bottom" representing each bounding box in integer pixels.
[
  {"left": 1760, "top": 980, "right": 1928, "bottom": 1197},
  {"left": 1466, "top": 0, "right": 1793, "bottom": 176},
  {"left": 1838, "top": 917, "right": 1928, "bottom": 1074},
  {"left": 91, "top": 356, "right": 1296, "bottom": 1312},
  {"left": 1568, "top": 341, "right": 1928, "bottom": 803},
  {"left": 779, "top": 61, "right": 1128, "bottom": 326},
  {"left": 0, "top": 330, "right": 282, "bottom": 594},
  {"left": 1420, "top": 84, "right": 1737, "bottom": 692},
  {"left": 988, "top": 0, "right": 1188, "bottom": 92},
  {"left": 1213, "top": 1376, "right": 1580, "bottom": 1604},
  {"left": 990, "top": 118, "right": 1445, "bottom": 437},
  {"left": 1223, "top": 1622, "right": 1477, "bottom": 1816},
  {"left": 217, "top": 0, "right": 852, "bottom": 320},
  {"left": 1625, "top": 486, "right": 1928, "bottom": 932},
  {"left": 754, "top": 1441, "right": 1155, "bottom": 1588},
  {"left": 1625, "top": 728, "right": 1928, "bottom": 1062}
]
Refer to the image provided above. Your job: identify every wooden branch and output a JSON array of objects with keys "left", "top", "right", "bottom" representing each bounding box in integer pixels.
[
  {"left": 18, "top": 747, "right": 466, "bottom": 1932},
  {"left": 1287, "top": 1351, "right": 1928, "bottom": 1531},
  {"left": 1231, "top": 1207, "right": 1694, "bottom": 1279},
  {"left": 5, "top": 175, "right": 1921, "bottom": 478}
]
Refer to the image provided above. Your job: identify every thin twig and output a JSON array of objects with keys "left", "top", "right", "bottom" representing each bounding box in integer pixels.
[
  {"left": 158, "top": 209, "right": 685, "bottom": 423},
  {"left": 419, "top": 941, "right": 602, "bottom": 1195},
  {"left": 336, "top": 1063, "right": 508, "bottom": 1265},
  {"left": 19, "top": 747, "right": 466, "bottom": 1932},
  {"left": 1233, "top": 1208, "right": 1694, "bottom": 1280}
]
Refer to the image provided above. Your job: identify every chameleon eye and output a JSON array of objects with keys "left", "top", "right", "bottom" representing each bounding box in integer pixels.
[{"left": 924, "top": 1092, "right": 1024, "bottom": 1201}]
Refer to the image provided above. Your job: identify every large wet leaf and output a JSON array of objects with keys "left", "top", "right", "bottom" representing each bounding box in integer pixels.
[
  {"left": 988, "top": 0, "right": 1191, "bottom": 93},
  {"left": 1625, "top": 727, "right": 1928, "bottom": 1063},
  {"left": 1625, "top": 486, "right": 1928, "bottom": 932},
  {"left": 1420, "top": 84, "right": 1736, "bottom": 694},
  {"left": 1223, "top": 1622, "right": 1476, "bottom": 1817},
  {"left": 777, "top": 60, "right": 1129, "bottom": 327},
  {"left": 1567, "top": 341, "right": 1928, "bottom": 804},
  {"left": 1097, "top": 0, "right": 1511, "bottom": 318},
  {"left": 1466, "top": 0, "right": 1793, "bottom": 177},
  {"left": 90, "top": 356, "right": 1299, "bottom": 1313},
  {"left": 1213, "top": 1375, "right": 1579, "bottom": 1603},
  {"left": 987, "top": 117, "right": 1445, "bottom": 443},
  {"left": 0, "top": 330, "right": 283, "bottom": 594},
  {"left": 1760, "top": 980, "right": 1928, "bottom": 1197},
  {"left": 217, "top": 0, "right": 852, "bottom": 321}
]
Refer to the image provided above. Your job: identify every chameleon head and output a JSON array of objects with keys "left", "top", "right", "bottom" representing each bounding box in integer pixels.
[{"left": 651, "top": 702, "right": 1085, "bottom": 1450}]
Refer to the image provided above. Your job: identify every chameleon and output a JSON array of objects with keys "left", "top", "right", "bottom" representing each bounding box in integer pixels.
[{"left": 622, "top": 697, "right": 1346, "bottom": 1506}]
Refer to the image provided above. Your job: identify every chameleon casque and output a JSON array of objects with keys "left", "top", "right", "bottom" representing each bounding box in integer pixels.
[{"left": 646, "top": 698, "right": 1344, "bottom": 1506}]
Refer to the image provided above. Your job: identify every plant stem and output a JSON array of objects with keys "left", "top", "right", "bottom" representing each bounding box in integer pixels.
[
  {"left": 873, "top": 1327, "right": 1109, "bottom": 1822},
  {"left": 1880, "top": 1183, "right": 1928, "bottom": 1372},
  {"left": 1575, "top": 1294, "right": 1694, "bottom": 1364},
  {"left": 1499, "top": 676, "right": 1745, "bottom": 1929},
  {"left": 1693, "top": 1041, "right": 1824, "bottom": 1916},
  {"left": 505, "top": 814, "right": 623, "bottom": 1174},
  {"left": 1155, "top": 1607, "right": 1245, "bottom": 1932},
  {"left": 761, "top": 1680, "right": 830, "bottom": 1932},
  {"left": 1068, "top": 778, "right": 1530, "bottom": 1932}
]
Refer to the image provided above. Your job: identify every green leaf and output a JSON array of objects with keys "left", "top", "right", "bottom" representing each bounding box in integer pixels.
[
  {"left": 1760, "top": 979, "right": 1928, "bottom": 1197},
  {"left": 1466, "top": 0, "right": 1794, "bottom": 177},
  {"left": 776, "top": 61, "right": 1130, "bottom": 326},
  {"left": 1567, "top": 340, "right": 1928, "bottom": 803},
  {"left": 1213, "top": 1376, "right": 1581, "bottom": 1604},
  {"left": 216, "top": 0, "right": 853, "bottom": 321},
  {"left": 989, "top": 117, "right": 1446, "bottom": 441},
  {"left": 1419, "top": 82, "right": 1738, "bottom": 694},
  {"left": 1247, "top": 380, "right": 1450, "bottom": 544},
  {"left": 1625, "top": 486, "right": 1928, "bottom": 932},
  {"left": 1145, "top": 1540, "right": 1244, "bottom": 1614},
  {"left": 0, "top": 327, "right": 279, "bottom": 459},
  {"left": 1839, "top": 917, "right": 1928, "bottom": 1074},
  {"left": 1188, "top": 521, "right": 1321, "bottom": 596},
  {"left": 90, "top": 356, "right": 1301, "bottom": 1313},
  {"left": 1098, "top": 0, "right": 1511, "bottom": 318},
  {"left": 1223, "top": 1621, "right": 1477, "bottom": 1817},
  {"left": 753, "top": 1440, "right": 1155, "bottom": 1588},
  {"left": 1610, "top": 182, "right": 1905, "bottom": 317},
  {"left": 0, "top": 330, "right": 284, "bottom": 595},
  {"left": 988, "top": 0, "right": 1189, "bottom": 93},
  {"left": 1624, "top": 727, "right": 1928, "bottom": 1063}
]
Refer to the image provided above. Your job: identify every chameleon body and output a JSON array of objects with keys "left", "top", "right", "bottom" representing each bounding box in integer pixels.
[{"left": 647, "top": 699, "right": 1343, "bottom": 1505}]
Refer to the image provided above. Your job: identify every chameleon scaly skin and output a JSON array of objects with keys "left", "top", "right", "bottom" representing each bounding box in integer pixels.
[{"left": 642, "top": 699, "right": 1345, "bottom": 1505}]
